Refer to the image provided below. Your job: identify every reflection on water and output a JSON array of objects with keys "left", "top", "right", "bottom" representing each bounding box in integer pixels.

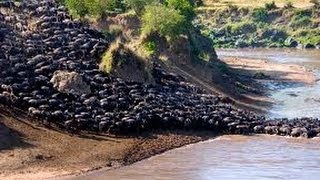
[
  {"left": 79, "top": 136, "right": 320, "bottom": 180},
  {"left": 218, "top": 48, "right": 320, "bottom": 119}
]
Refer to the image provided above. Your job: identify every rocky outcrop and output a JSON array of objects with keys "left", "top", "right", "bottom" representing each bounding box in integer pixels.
[{"left": 50, "top": 71, "right": 91, "bottom": 95}]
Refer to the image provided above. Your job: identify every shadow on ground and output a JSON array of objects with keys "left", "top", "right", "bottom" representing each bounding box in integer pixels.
[{"left": 0, "top": 114, "right": 33, "bottom": 151}]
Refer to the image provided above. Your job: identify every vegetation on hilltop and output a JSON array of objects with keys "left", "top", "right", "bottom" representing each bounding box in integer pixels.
[
  {"left": 195, "top": 1, "right": 320, "bottom": 48},
  {"left": 64, "top": 0, "right": 198, "bottom": 40},
  {"left": 63, "top": 0, "right": 219, "bottom": 82}
]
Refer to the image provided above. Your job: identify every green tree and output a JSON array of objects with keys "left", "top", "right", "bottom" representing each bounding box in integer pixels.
[
  {"left": 85, "top": 0, "right": 102, "bottom": 16},
  {"left": 65, "top": 0, "right": 125, "bottom": 18},
  {"left": 165, "top": 0, "right": 195, "bottom": 22},
  {"left": 65, "top": 0, "right": 88, "bottom": 18},
  {"left": 125, "top": 0, "right": 156, "bottom": 15},
  {"left": 142, "top": 4, "right": 187, "bottom": 40}
]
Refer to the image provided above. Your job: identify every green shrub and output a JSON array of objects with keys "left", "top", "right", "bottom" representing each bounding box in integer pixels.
[
  {"left": 289, "top": 16, "right": 312, "bottom": 28},
  {"left": 125, "top": 0, "right": 156, "bottom": 15},
  {"left": 260, "top": 28, "right": 288, "bottom": 42},
  {"left": 143, "top": 40, "right": 157, "bottom": 55},
  {"left": 64, "top": 0, "right": 125, "bottom": 18},
  {"left": 99, "top": 43, "right": 116, "bottom": 73},
  {"left": 85, "top": 0, "right": 104, "bottom": 16},
  {"left": 294, "top": 28, "right": 320, "bottom": 45},
  {"left": 294, "top": 9, "right": 312, "bottom": 18},
  {"left": 198, "top": 52, "right": 210, "bottom": 62},
  {"left": 252, "top": 7, "right": 268, "bottom": 22},
  {"left": 141, "top": 4, "right": 187, "bottom": 40},
  {"left": 65, "top": 0, "right": 88, "bottom": 18},
  {"left": 265, "top": 1, "right": 277, "bottom": 10},
  {"left": 224, "top": 20, "right": 256, "bottom": 35},
  {"left": 165, "top": 0, "right": 195, "bottom": 22}
]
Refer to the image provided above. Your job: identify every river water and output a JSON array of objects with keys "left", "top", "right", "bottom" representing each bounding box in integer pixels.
[
  {"left": 74, "top": 49, "right": 320, "bottom": 180},
  {"left": 79, "top": 135, "right": 320, "bottom": 180},
  {"left": 218, "top": 48, "right": 320, "bottom": 119}
]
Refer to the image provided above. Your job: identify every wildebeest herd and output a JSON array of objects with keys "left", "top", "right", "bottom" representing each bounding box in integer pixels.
[{"left": 0, "top": 0, "right": 319, "bottom": 138}]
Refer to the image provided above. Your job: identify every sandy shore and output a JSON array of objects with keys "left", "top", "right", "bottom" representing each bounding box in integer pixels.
[
  {"left": 0, "top": 57, "right": 316, "bottom": 180},
  {"left": 222, "top": 57, "right": 316, "bottom": 84}
]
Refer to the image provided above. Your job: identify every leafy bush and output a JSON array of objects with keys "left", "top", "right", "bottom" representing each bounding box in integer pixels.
[
  {"left": 224, "top": 20, "right": 256, "bottom": 35},
  {"left": 165, "top": 0, "right": 195, "bottom": 22},
  {"left": 252, "top": 7, "right": 268, "bottom": 22},
  {"left": 125, "top": 0, "right": 156, "bottom": 15},
  {"left": 64, "top": 0, "right": 125, "bottom": 18},
  {"left": 144, "top": 40, "right": 157, "bottom": 55},
  {"left": 260, "top": 28, "right": 288, "bottom": 42},
  {"left": 198, "top": 52, "right": 210, "bottom": 62},
  {"left": 294, "top": 28, "right": 320, "bottom": 45},
  {"left": 141, "top": 4, "right": 187, "bottom": 40},
  {"left": 289, "top": 16, "right": 312, "bottom": 28},
  {"left": 85, "top": 0, "right": 104, "bottom": 16},
  {"left": 294, "top": 9, "right": 312, "bottom": 18},
  {"left": 65, "top": 0, "right": 88, "bottom": 18},
  {"left": 264, "top": 1, "right": 277, "bottom": 10},
  {"left": 99, "top": 42, "right": 116, "bottom": 73}
]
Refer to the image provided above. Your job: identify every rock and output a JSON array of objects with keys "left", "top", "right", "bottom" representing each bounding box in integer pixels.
[{"left": 50, "top": 71, "right": 91, "bottom": 95}]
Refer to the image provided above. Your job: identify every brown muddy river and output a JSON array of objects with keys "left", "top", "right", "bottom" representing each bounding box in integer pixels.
[
  {"left": 76, "top": 136, "right": 320, "bottom": 180},
  {"left": 73, "top": 49, "right": 320, "bottom": 180}
]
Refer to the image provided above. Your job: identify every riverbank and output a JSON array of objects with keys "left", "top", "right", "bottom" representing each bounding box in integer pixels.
[
  {"left": 1, "top": 51, "right": 318, "bottom": 179},
  {"left": 0, "top": 109, "right": 215, "bottom": 180}
]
